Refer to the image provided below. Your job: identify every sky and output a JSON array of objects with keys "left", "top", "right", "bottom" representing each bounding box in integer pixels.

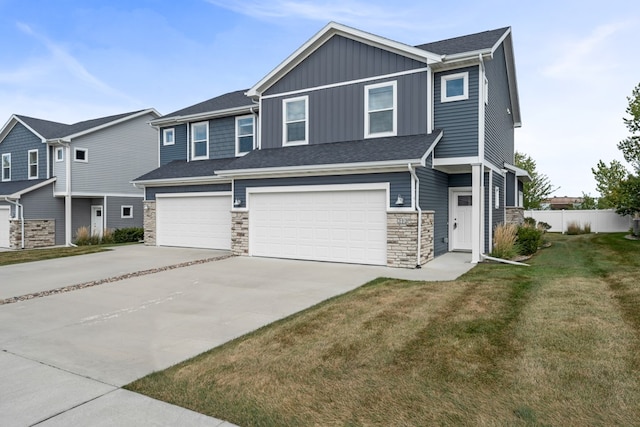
[{"left": 1, "top": 0, "right": 639, "bottom": 197}]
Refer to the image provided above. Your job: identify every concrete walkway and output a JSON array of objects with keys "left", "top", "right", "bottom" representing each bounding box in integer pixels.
[{"left": 0, "top": 247, "right": 474, "bottom": 426}]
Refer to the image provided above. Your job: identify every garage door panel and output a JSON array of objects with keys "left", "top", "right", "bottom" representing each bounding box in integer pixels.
[
  {"left": 156, "top": 195, "right": 231, "bottom": 250},
  {"left": 0, "top": 208, "right": 10, "bottom": 248},
  {"left": 250, "top": 189, "right": 387, "bottom": 266}
]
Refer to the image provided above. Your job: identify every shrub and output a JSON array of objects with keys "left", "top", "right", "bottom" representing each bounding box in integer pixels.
[
  {"left": 517, "top": 225, "right": 543, "bottom": 255},
  {"left": 113, "top": 227, "right": 144, "bottom": 243},
  {"left": 491, "top": 223, "right": 518, "bottom": 259},
  {"left": 583, "top": 222, "right": 591, "bottom": 234},
  {"left": 523, "top": 217, "right": 537, "bottom": 227},
  {"left": 537, "top": 221, "right": 551, "bottom": 232},
  {"left": 101, "top": 228, "right": 114, "bottom": 244},
  {"left": 75, "top": 226, "right": 91, "bottom": 246},
  {"left": 566, "top": 221, "right": 582, "bottom": 235}
]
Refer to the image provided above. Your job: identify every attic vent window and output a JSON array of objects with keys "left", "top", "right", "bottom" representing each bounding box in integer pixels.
[{"left": 441, "top": 72, "right": 469, "bottom": 103}]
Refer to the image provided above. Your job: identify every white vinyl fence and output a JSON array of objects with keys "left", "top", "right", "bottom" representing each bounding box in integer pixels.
[{"left": 524, "top": 209, "right": 633, "bottom": 233}]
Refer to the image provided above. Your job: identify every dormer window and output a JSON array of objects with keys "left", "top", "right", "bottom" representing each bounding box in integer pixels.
[
  {"left": 283, "top": 96, "right": 308, "bottom": 146},
  {"left": 365, "top": 81, "right": 396, "bottom": 138},
  {"left": 441, "top": 72, "right": 469, "bottom": 102},
  {"left": 191, "top": 122, "right": 209, "bottom": 160}
]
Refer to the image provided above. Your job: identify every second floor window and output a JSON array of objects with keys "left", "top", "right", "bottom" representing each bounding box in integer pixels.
[
  {"left": 1, "top": 153, "right": 10, "bottom": 181},
  {"left": 365, "top": 81, "right": 396, "bottom": 138},
  {"left": 283, "top": 96, "right": 308, "bottom": 145},
  {"left": 191, "top": 122, "right": 208, "bottom": 160},
  {"left": 163, "top": 128, "right": 175, "bottom": 146},
  {"left": 236, "top": 116, "right": 254, "bottom": 156},
  {"left": 28, "top": 150, "right": 38, "bottom": 179},
  {"left": 441, "top": 72, "right": 469, "bottom": 103}
]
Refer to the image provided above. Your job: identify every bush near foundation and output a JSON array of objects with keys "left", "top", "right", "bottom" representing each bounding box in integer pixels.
[{"left": 113, "top": 227, "right": 144, "bottom": 243}]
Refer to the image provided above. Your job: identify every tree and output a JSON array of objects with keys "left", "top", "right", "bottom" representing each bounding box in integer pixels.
[
  {"left": 615, "top": 175, "right": 640, "bottom": 217},
  {"left": 515, "top": 151, "right": 557, "bottom": 209},
  {"left": 591, "top": 159, "right": 628, "bottom": 209},
  {"left": 578, "top": 192, "right": 598, "bottom": 210},
  {"left": 617, "top": 83, "right": 640, "bottom": 173}
]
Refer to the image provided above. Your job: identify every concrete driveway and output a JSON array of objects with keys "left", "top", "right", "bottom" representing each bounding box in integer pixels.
[{"left": 0, "top": 246, "right": 473, "bottom": 426}]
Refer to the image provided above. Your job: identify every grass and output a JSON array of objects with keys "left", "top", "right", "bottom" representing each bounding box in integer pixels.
[
  {"left": 0, "top": 245, "right": 110, "bottom": 266},
  {"left": 126, "top": 233, "right": 640, "bottom": 426}
]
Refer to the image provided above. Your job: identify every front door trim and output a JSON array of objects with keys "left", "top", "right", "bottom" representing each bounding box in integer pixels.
[
  {"left": 449, "top": 187, "right": 472, "bottom": 251},
  {"left": 91, "top": 205, "right": 103, "bottom": 238}
]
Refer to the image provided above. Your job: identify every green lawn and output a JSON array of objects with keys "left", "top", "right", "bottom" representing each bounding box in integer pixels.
[
  {"left": 0, "top": 246, "right": 110, "bottom": 266},
  {"left": 126, "top": 233, "right": 640, "bottom": 426}
]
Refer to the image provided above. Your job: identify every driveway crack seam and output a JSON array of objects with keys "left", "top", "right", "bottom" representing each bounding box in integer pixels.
[
  {"left": 0, "top": 254, "right": 234, "bottom": 306},
  {"left": 29, "top": 388, "right": 120, "bottom": 426}
]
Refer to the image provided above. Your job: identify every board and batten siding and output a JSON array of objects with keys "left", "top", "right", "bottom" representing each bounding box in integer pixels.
[
  {"left": 261, "top": 72, "right": 429, "bottom": 148},
  {"left": 106, "top": 196, "right": 143, "bottom": 229},
  {"left": 484, "top": 43, "right": 515, "bottom": 167},
  {"left": 433, "top": 66, "right": 479, "bottom": 159},
  {"left": 265, "top": 35, "right": 426, "bottom": 96},
  {"left": 160, "top": 124, "right": 187, "bottom": 166},
  {"left": 70, "top": 113, "right": 158, "bottom": 195},
  {"left": 0, "top": 122, "right": 46, "bottom": 181},
  {"left": 145, "top": 183, "right": 232, "bottom": 201},
  {"left": 19, "top": 183, "right": 66, "bottom": 245},
  {"left": 234, "top": 173, "right": 411, "bottom": 209},
  {"left": 417, "top": 156, "right": 449, "bottom": 256}
]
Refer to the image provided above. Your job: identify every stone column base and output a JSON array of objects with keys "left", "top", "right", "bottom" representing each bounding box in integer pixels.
[
  {"left": 10, "top": 219, "right": 55, "bottom": 249},
  {"left": 143, "top": 201, "right": 156, "bottom": 245},
  {"left": 231, "top": 211, "right": 249, "bottom": 255},
  {"left": 387, "top": 211, "right": 435, "bottom": 268}
]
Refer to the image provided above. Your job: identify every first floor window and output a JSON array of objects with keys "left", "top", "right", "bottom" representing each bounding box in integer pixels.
[
  {"left": 163, "top": 128, "right": 175, "bottom": 146},
  {"left": 191, "top": 122, "right": 208, "bottom": 159},
  {"left": 121, "top": 205, "right": 133, "bottom": 219},
  {"left": 441, "top": 72, "right": 469, "bottom": 102},
  {"left": 28, "top": 150, "right": 38, "bottom": 179},
  {"left": 283, "top": 96, "right": 308, "bottom": 145},
  {"left": 236, "top": 116, "right": 254, "bottom": 156},
  {"left": 1, "top": 153, "right": 10, "bottom": 181},
  {"left": 365, "top": 81, "right": 396, "bottom": 137}
]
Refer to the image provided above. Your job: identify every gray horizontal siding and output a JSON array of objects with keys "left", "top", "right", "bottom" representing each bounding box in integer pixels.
[
  {"left": 266, "top": 35, "right": 426, "bottom": 95},
  {"left": 484, "top": 43, "right": 514, "bottom": 167},
  {"left": 417, "top": 156, "right": 449, "bottom": 256},
  {"left": 160, "top": 124, "right": 187, "bottom": 165},
  {"left": 106, "top": 196, "right": 143, "bottom": 229},
  {"left": 210, "top": 117, "right": 235, "bottom": 159},
  {"left": 71, "top": 198, "right": 91, "bottom": 241},
  {"left": 448, "top": 174, "right": 472, "bottom": 188},
  {"left": 19, "top": 183, "right": 65, "bottom": 245},
  {"left": 261, "top": 72, "right": 429, "bottom": 148},
  {"left": 0, "top": 122, "right": 47, "bottom": 181},
  {"left": 505, "top": 171, "right": 516, "bottom": 206},
  {"left": 146, "top": 183, "right": 232, "bottom": 201},
  {"left": 433, "top": 66, "right": 479, "bottom": 159},
  {"left": 234, "top": 173, "right": 411, "bottom": 209}
]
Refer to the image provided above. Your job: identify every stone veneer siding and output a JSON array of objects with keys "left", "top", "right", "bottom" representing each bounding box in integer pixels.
[
  {"left": 9, "top": 219, "right": 55, "bottom": 249},
  {"left": 143, "top": 201, "right": 156, "bottom": 245},
  {"left": 387, "top": 211, "right": 435, "bottom": 268},
  {"left": 505, "top": 207, "right": 525, "bottom": 226},
  {"left": 231, "top": 211, "right": 249, "bottom": 255}
]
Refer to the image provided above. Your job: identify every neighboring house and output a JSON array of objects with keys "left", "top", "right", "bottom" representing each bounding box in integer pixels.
[
  {"left": 0, "top": 109, "right": 160, "bottom": 249},
  {"left": 133, "top": 22, "right": 529, "bottom": 267},
  {"left": 541, "top": 196, "right": 584, "bottom": 210}
]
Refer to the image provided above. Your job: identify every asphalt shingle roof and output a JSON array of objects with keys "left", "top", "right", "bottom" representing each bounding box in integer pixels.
[
  {"left": 158, "top": 90, "right": 254, "bottom": 120},
  {"left": 0, "top": 179, "right": 53, "bottom": 197},
  {"left": 416, "top": 27, "right": 509, "bottom": 56},
  {"left": 133, "top": 158, "right": 237, "bottom": 182},
  {"left": 16, "top": 110, "right": 146, "bottom": 139}
]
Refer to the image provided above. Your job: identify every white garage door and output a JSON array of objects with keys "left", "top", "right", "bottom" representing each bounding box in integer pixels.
[
  {"left": 0, "top": 207, "right": 10, "bottom": 248},
  {"left": 156, "top": 193, "right": 231, "bottom": 250},
  {"left": 250, "top": 189, "right": 387, "bottom": 265}
]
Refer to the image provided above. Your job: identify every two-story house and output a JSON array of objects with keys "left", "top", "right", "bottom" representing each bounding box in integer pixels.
[
  {"left": 133, "top": 22, "right": 528, "bottom": 268},
  {"left": 0, "top": 109, "right": 160, "bottom": 249}
]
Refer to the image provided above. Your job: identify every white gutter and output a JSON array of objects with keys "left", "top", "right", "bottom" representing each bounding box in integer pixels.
[
  {"left": 3, "top": 197, "right": 24, "bottom": 249},
  {"left": 149, "top": 106, "right": 256, "bottom": 127},
  {"left": 408, "top": 164, "right": 422, "bottom": 268}
]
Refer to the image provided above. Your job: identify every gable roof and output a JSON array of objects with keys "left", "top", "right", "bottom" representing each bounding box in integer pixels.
[
  {"left": 0, "top": 178, "right": 56, "bottom": 198},
  {"left": 133, "top": 158, "right": 236, "bottom": 184},
  {"left": 415, "top": 27, "right": 510, "bottom": 57},
  {"left": 150, "top": 90, "right": 255, "bottom": 126},
  {"left": 1, "top": 109, "right": 160, "bottom": 143}
]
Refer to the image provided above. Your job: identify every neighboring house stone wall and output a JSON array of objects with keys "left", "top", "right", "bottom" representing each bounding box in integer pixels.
[
  {"left": 387, "top": 211, "right": 435, "bottom": 268},
  {"left": 10, "top": 219, "right": 55, "bottom": 249},
  {"left": 231, "top": 211, "right": 249, "bottom": 256},
  {"left": 143, "top": 201, "right": 156, "bottom": 245},
  {"left": 506, "top": 207, "right": 524, "bottom": 225}
]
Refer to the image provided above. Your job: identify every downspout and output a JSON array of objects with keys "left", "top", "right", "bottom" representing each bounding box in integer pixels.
[
  {"left": 250, "top": 104, "right": 259, "bottom": 151},
  {"left": 408, "top": 164, "right": 422, "bottom": 268},
  {"left": 3, "top": 197, "right": 24, "bottom": 249}
]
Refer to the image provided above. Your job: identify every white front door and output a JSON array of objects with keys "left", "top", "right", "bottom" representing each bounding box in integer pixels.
[
  {"left": 91, "top": 205, "right": 103, "bottom": 238},
  {"left": 451, "top": 191, "right": 473, "bottom": 251}
]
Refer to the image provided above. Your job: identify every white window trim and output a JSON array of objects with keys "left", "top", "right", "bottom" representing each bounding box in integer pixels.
[
  {"left": 1, "top": 153, "right": 10, "bottom": 182},
  {"left": 495, "top": 186, "right": 500, "bottom": 209},
  {"left": 163, "top": 128, "right": 175, "bottom": 146},
  {"left": 55, "top": 147, "right": 64, "bottom": 162},
  {"left": 191, "top": 121, "right": 209, "bottom": 160},
  {"left": 121, "top": 205, "right": 133, "bottom": 219},
  {"left": 364, "top": 81, "right": 397, "bottom": 139},
  {"left": 235, "top": 115, "right": 255, "bottom": 157},
  {"left": 441, "top": 72, "right": 469, "bottom": 103},
  {"left": 282, "top": 95, "right": 308, "bottom": 146},
  {"left": 28, "top": 149, "right": 38, "bottom": 179},
  {"left": 74, "top": 148, "right": 88, "bottom": 163}
]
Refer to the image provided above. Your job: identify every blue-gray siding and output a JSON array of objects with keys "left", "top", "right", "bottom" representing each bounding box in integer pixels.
[
  {"left": 146, "top": 184, "right": 232, "bottom": 201},
  {"left": 261, "top": 72, "right": 429, "bottom": 148},
  {"left": 265, "top": 35, "right": 426, "bottom": 95},
  {"left": 106, "top": 196, "right": 143, "bottom": 229},
  {"left": 210, "top": 117, "right": 236, "bottom": 159},
  {"left": 160, "top": 124, "right": 187, "bottom": 165},
  {"left": 506, "top": 171, "right": 516, "bottom": 206},
  {"left": 19, "top": 183, "right": 65, "bottom": 246},
  {"left": 433, "top": 66, "right": 479, "bottom": 159},
  {"left": 448, "top": 174, "right": 472, "bottom": 188},
  {"left": 484, "top": 44, "right": 515, "bottom": 167},
  {"left": 234, "top": 173, "right": 411, "bottom": 208},
  {"left": 0, "top": 122, "right": 47, "bottom": 181},
  {"left": 485, "top": 171, "right": 505, "bottom": 252},
  {"left": 417, "top": 156, "right": 449, "bottom": 256}
]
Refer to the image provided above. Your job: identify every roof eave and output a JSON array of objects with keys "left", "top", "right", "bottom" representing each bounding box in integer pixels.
[
  {"left": 60, "top": 108, "right": 161, "bottom": 140},
  {"left": 1, "top": 177, "right": 57, "bottom": 198},
  {"left": 131, "top": 175, "right": 231, "bottom": 186},
  {"left": 0, "top": 115, "right": 47, "bottom": 143},
  {"left": 150, "top": 105, "right": 257, "bottom": 126}
]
